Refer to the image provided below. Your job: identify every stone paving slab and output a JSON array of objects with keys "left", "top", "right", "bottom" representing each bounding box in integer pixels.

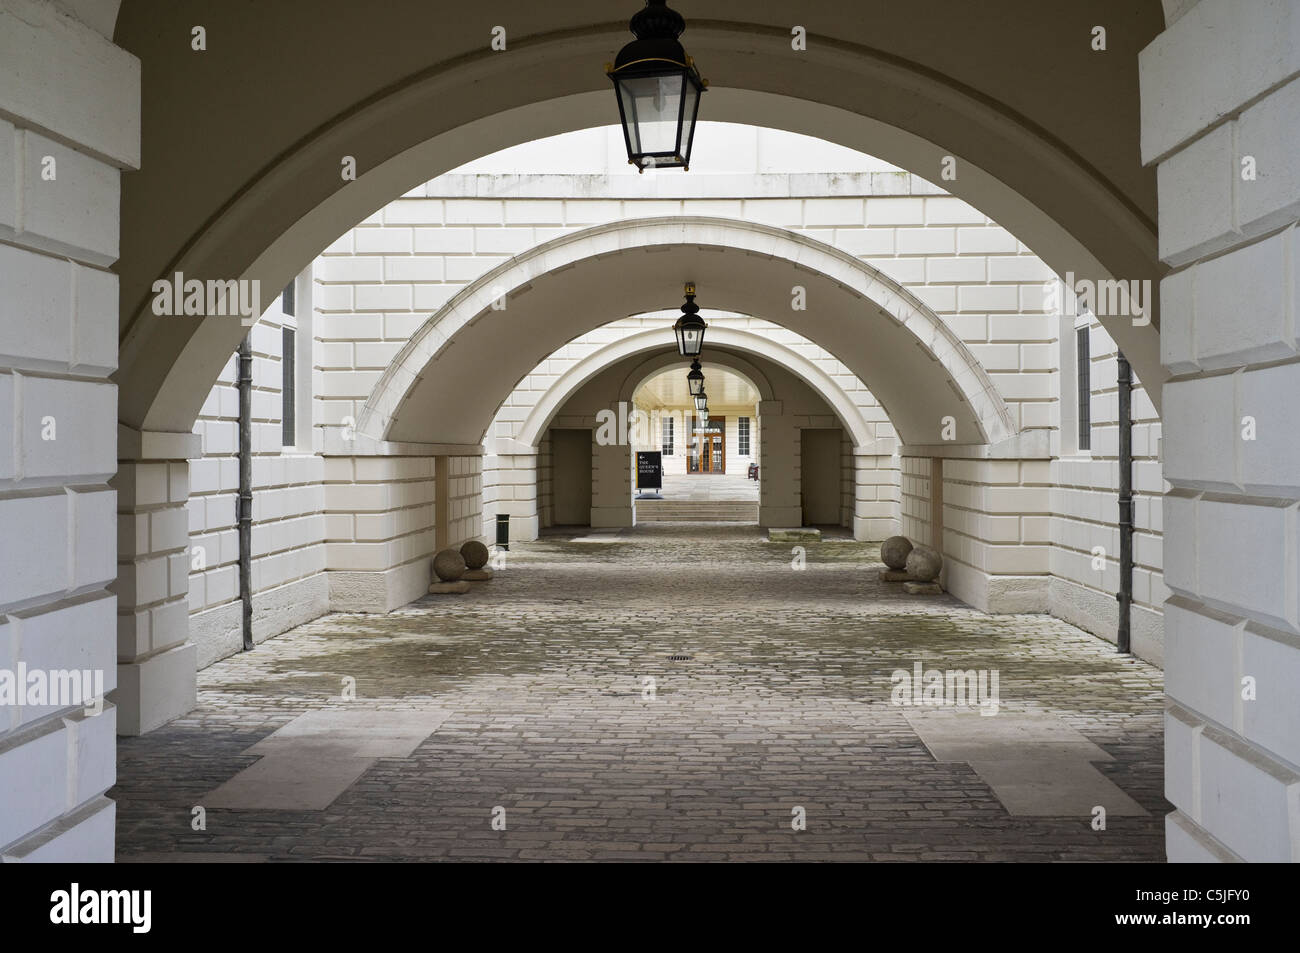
[
  {"left": 969, "top": 759, "right": 1148, "bottom": 817},
  {"left": 905, "top": 710, "right": 1114, "bottom": 762},
  {"left": 112, "top": 525, "right": 1169, "bottom": 862},
  {"left": 204, "top": 753, "right": 376, "bottom": 811},
  {"left": 203, "top": 709, "right": 451, "bottom": 810},
  {"left": 906, "top": 710, "right": 1148, "bottom": 816}
]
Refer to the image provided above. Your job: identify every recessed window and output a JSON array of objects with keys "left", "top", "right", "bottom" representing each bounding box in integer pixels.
[
  {"left": 1076, "top": 326, "right": 1091, "bottom": 451},
  {"left": 281, "top": 326, "right": 296, "bottom": 447},
  {"left": 662, "top": 415, "right": 674, "bottom": 455},
  {"left": 738, "top": 416, "right": 751, "bottom": 456},
  {"left": 281, "top": 280, "right": 296, "bottom": 317}
]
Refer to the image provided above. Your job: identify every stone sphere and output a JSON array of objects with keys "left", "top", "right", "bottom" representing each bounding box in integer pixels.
[
  {"left": 905, "top": 545, "right": 943, "bottom": 583},
  {"left": 460, "top": 539, "right": 490, "bottom": 570},
  {"left": 433, "top": 548, "right": 467, "bottom": 582},
  {"left": 880, "top": 535, "right": 914, "bottom": 570}
]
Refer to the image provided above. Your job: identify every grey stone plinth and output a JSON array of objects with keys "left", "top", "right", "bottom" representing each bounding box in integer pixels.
[
  {"left": 428, "top": 581, "right": 471, "bottom": 594},
  {"left": 879, "top": 569, "right": 910, "bottom": 582},
  {"left": 903, "top": 581, "right": 943, "bottom": 595},
  {"left": 462, "top": 568, "right": 493, "bottom": 582}
]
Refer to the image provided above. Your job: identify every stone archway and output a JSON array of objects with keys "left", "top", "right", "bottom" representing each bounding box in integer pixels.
[
  {"left": 113, "top": 2, "right": 1167, "bottom": 440},
  {"left": 508, "top": 325, "right": 874, "bottom": 453},
  {"left": 485, "top": 324, "right": 897, "bottom": 540},
  {"left": 356, "top": 216, "right": 1017, "bottom": 453}
]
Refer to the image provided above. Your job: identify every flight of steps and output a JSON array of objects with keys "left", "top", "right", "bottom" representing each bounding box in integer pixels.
[{"left": 634, "top": 499, "right": 759, "bottom": 522}]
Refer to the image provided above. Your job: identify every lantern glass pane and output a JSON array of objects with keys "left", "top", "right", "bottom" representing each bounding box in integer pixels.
[
  {"left": 617, "top": 82, "right": 641, "bottom": 157},
  {"left": 678, "top": 79, "right": 699, "bottom": 162},
  {"left": 618, "top": 72, "right": 686, "bottom": 157}
]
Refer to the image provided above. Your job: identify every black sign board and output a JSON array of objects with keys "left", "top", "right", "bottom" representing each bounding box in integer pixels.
[{"left": 636, "top": 451, "right": 663, "bottom": 490}]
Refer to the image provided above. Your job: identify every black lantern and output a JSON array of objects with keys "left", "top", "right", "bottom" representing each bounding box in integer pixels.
[
  {"left": 608, "top": 0, "right": 706, "bottom": 172},
  {"left": 673, "top": 282, "right": 706, "bottom": 357},
  {"left": 687, "top": 359, "right": 705, "bottom": 397},
  {"left": 693, "top": 391, "right": 708, "bottom": 414}
]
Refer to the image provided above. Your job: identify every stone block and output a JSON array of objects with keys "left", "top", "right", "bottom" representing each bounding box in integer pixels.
[
  {"left": 0, "top": 492, "right": 68, "bottom": 605},
  {"left": 1140, "top": 0, "right": 1300, "bottom": 163},
  {"left": 1236, "top": 79, "right": 1300, "bottom": 233},
  {"left": 0, "top": 243, "right": 72, "bottom": 365},
  {"left": 903, "top": 581, "right": 943, "bottom": 595},
  {"left": 0, "top": 0, "right": 140, "bottom": 167},
  {"left": 1156, "top": 123, "right": 1235, "bottom": 264},
  {"left": 115, "top": 642, "right": 197, "bottom": 735},
  {"left": 20, "top": 132, "right": 119, "bottom": 263},
  {"left": 1194, "top": 230, "right": 1295, "bottom": 369},
  {"left": 1198, "top": 723, "right": 1300, "bottom": 862}
]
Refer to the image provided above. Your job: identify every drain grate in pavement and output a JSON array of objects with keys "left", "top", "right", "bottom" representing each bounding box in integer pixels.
[{"left": 668, "top": 654, "right": 694, "bottom": 661}]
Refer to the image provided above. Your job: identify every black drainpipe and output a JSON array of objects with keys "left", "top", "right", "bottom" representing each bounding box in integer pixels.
[
  {"left": 1116, "top": 350, "right": 1133, "bottom": 655},
  {"left": 237, "top": 334, "right": 254, "bottom": 651}
]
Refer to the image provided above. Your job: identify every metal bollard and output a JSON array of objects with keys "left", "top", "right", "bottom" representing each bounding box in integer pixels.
[{"left": 495, "top": 513, "right": 510, "bottom": 551}]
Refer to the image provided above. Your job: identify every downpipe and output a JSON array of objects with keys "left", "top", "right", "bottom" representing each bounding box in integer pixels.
[
  {"left": 238, "top": 334, "right": 254, "bottom": 652},
  {"left": 1116, "top": 351, "right": 1133, "bottom": 655}
]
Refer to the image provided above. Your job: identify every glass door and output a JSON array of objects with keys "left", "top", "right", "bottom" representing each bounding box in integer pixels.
[{"left": 687, "top": 416, "right": 725, "bottom": 473}]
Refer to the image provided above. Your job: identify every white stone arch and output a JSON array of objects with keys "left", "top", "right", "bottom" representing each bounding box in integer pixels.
[
  {"left": 507, "top": 326, "right": 875, "bottom": 453},
  {"left": 358, "top": 216, "right": 1015, "bottom": 452},
  {"left": 117, "top": 8, "right": 1169, "bottom": 434}
]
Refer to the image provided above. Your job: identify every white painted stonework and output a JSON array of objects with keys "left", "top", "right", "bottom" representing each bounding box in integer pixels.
[
  {"left": 1142, "top": 0, "right": 1300, "bottom": 863},
  {"left": 0, "top": 0, "right": 138, "bottom": 862},
  {"left": 3, "top": 0, "right": 1296, "bottom": 866}
]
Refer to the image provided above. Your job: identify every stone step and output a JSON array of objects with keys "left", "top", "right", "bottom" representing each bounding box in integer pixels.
[
  {"left": 768, "top": 527, "right": 822, "bottom": 542},
  {"left": 635, "top": 500, "right": 759, "bottom": 522}
]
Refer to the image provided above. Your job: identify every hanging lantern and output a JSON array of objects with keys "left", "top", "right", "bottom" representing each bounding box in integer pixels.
[
  {"left": 687, "top": 358, "right": 705, "bottom": 397},
  {"left": 673, "top": 282, "right": 706, "bottom": 357},
  {"left": 607, "top": 0, "right": 707, "bottom": 172}
]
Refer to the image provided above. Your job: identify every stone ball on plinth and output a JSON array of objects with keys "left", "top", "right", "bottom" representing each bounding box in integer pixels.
[
  {"left": 880, "top": 535, "right": 914, "bottom": 571},
  {"left": 905, "top": 545, "right": 943, "bottom": 583},
  {"left": 433, "top": 548, "right": 467, "bottom": 582},
  {"left": 460, "top": 539, "right": 490, "bottom": 570}
]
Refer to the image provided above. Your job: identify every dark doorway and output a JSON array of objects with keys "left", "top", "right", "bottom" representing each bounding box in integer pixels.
[
  {"left": 800, "top": 428, "right": 842, "bottom": 525},
  {"left": 551, "top": 429, "right": 592, "bottom": 525}
]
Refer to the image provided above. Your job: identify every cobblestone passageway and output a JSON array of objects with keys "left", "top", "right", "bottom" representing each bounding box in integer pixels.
[{"left": 113, "top": 526, "right": 1167, "bottom": 862}]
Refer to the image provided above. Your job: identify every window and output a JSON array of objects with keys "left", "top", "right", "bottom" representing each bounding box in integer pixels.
[
  {"left": 281, "top": 326, "right": 296, "bottom": 447},
  {"left": 1076, "top": 326, "right": 1091, "bottom": 451},
  {"left": 281, "top": 280, "right": 296, "bottom": 317},
  {"left": 738, "top": 416, "right": 750, "bottom": 456},
  {"left": 661, "top": 415, "right": 674, "bottom": 455}
]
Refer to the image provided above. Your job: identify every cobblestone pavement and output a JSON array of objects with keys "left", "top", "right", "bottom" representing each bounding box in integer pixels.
[{"left": 113, "top": 525, "right": 1169, "bottom": 862}]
